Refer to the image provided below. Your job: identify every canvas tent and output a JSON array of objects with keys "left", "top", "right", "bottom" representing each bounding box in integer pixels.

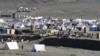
[
  {"left": 4, "top": 42, "right": 19, "bottom": 50},
  {"left": 34, "top": 16, "right": 43, "bottom": 20},
  {"left": 0, "top": 19, "right": 5, "bottom": 23},
  {"left": 32, "top": 44, "right": 46, "bottom": 52},
  {"left": 42, "top": 25, "right": 48, "bottom": 30},
  {"left": 61, "top": 24, "right": 66, "bottom": 30}
]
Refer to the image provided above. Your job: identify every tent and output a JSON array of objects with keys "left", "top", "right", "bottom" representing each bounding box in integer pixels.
[
  {"left": 75, "top": 18, "right": 83, "bottom": 23},
  {"left": 14, "top": 23, "right": 25, "bottom": 28},
  {"left": 61, "top": 24, "right": 66, "bottom": 30},
  {"left": 31, "top": 44, "right": 46, "bottom": 52},
  {"left": 4, "top": 42, "right": 19, "bottom": 50},
  {"left": 42, "top": 25, "right": 48, "bottom": 30},
  {"left": 34, "top": 16, "right": 43, "bottom": 20},
  {"left": 0, "top": 19, "right": 5, "bottom": 23}
]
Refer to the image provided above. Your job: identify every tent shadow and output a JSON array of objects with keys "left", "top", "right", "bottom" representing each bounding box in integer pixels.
[{"left": 39, "top": 38, "right": 100, "bottom": 51}]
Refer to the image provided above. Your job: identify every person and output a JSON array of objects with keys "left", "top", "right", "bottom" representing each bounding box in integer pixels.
[
  {"left": 57, "top": 32, "right": 60, "bottom": 37},
  {"left": 21, "top": 45, "right": 24, "bottom": 49},
  {"left": 29, "top": 37, "right": 31, "bottom": 43},
  {"left": 54, "top": 32, "right": 55, "bottom": 36},
  {"left": 68, "top": 32, "right": 70, "bottom": 38}
]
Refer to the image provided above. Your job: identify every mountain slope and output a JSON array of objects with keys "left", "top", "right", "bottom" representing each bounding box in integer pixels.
[{"left": 0, "top": 0, "right": 100, "bottom": 18}]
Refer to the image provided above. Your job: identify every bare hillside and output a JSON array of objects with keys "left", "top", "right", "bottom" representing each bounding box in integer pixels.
[{"left": 0, "top": 0, "right": 100, "bottom": 18}]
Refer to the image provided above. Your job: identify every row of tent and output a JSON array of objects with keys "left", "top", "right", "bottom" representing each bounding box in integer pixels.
[{"left": 0, "top": 17, "right": 100, "bottom": 31}]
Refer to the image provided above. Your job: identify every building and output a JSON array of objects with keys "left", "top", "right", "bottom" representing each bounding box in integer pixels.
[
  {"left": 17, "top": 7, "right": 33, "bottom": 12},
  {"left": 12, "top": 12, "right": 31, "bottom": 19},
  {"left": 0, "top": 12, "right": 12, "bottom": 19}
]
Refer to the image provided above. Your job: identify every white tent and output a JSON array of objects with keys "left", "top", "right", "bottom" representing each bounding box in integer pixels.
[
  {"left": 57, "top": 26, "right": 62, "bottom": 30},
  {"left": 0, "top": 19, "right": 5, "bottom": 23},
  {"left": 34, "top": 16, "right": 43, "bottom": 20},
  {"left": 83, "top": 19, "right": 97, "bottom": 24},
  {"left": 4, "top": 42, "right": 19, "bottom": 50},
  {"left": 26, "top": 22, "right": 32, "bottom": 26},
  {"left": 61, "top": 24, "right": 66, "bottom": 30},
  {"left": 14, "top": 23, "right": 25, "bottom": 28},
  {"left": 77, "top": 23, "right": 83, "bottom": 27},
  {"left": 32, "top": 44, "right": 46, "bottom": 52},
  {"left": 62, "top": 19, "right": 66, "bottom": 22},
  {"left": 42, "top": 25, "right": 48, "bottom": 30},
  {"left": 74, "top": 18, "right": 83, "bottom": 23},
  {"left": 20, "top": 24, "right": 25, "bottom": 28}
]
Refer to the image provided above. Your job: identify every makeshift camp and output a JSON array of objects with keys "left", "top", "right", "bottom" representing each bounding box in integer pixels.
[
  {"left": 32, "top": 44, "right": 46, "bottom": 52},
  {"left": 4, "top": 42, "right": 19, "bottom": 50}
]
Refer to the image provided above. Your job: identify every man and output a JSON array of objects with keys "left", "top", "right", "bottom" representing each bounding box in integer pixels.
[{"left": 21, "top": 45, "right": 24, "bottom": 49}]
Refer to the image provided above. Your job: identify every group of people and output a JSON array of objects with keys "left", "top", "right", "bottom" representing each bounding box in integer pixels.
[{"left": 19, "top": 44, "right": 24, "bottom": 49}]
